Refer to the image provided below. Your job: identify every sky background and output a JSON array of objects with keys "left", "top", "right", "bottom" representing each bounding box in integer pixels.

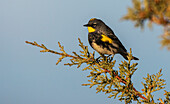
[{"left": 0, "top": 0, "right": 170, "bottom": 104}]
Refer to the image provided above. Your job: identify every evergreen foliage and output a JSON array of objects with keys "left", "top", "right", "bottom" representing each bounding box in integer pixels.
[
  {"left": 122, "top": 0, "right": 170, "bottom": 50},
  {"left": 25, "top": 38, "right": 169, "bottom": 104}
]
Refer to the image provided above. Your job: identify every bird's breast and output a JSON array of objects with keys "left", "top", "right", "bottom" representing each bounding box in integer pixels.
[{"left": 91, "top": 42, "right": 113, "bottom": 55}]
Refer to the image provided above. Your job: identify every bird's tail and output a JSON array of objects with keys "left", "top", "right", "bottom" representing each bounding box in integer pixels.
[{"left": 120, "top": 52, "right": 139, "bottom": 60}]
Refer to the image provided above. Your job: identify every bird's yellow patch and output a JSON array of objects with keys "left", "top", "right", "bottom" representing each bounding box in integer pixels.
[
  {"left": 101, "top": 34, "right": 113, "bottom": 43},
  {"left": 87, "top": 27, "right": 96, "bottom": 33},
  {"left": 90, "top": 18, "right": 96, "bottom": 21}
]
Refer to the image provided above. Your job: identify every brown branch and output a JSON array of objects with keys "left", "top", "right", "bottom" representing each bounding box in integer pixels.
[{"left": 103, "top": 68, "right": 147, "bottom": 100}]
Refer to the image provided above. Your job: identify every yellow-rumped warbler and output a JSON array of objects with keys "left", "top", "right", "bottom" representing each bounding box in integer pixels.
[{"left": 83, "top": 18, "right": 139, "bottom": 60}]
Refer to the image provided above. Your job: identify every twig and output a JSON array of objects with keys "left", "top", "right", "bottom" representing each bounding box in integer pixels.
[{"left": 103, "top": 68, "right": 147, "bottom": 100}]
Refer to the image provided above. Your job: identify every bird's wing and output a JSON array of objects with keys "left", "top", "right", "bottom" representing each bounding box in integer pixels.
[
  {"left": 105, "top": 28, "right": 127, "bottom": 52},
  {"left": 109, "top": 34, "right": 127, "bottom": 52}
]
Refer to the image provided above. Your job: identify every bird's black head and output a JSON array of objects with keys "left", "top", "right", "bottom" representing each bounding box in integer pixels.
[{"left": 83, "top": 18, "right": 106, "bottom": 33}]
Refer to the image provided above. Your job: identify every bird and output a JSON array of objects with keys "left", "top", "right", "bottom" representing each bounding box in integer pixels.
[{"left": 83, "top": 18, "right": 139, "bottom": 60}]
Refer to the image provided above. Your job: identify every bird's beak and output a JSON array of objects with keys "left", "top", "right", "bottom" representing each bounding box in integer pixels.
[{"left": 83, "top": 24, "right": 90, "bottom": 27}]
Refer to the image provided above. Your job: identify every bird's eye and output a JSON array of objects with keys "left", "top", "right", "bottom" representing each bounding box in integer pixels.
[{"left": 92, "top": 24, "right": 97, "bottom": 28}]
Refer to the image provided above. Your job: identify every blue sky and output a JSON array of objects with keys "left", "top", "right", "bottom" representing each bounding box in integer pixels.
[{"left": 0, "top": 0, "right": 169, "bottom": 104}]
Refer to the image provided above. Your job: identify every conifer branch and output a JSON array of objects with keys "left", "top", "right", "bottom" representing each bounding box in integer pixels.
[
  {"left": 25, "top": 38, "right": 169, "bottom": 103},
  {"left": 122, "top": 0, "right": 170, "bottom": 50}
]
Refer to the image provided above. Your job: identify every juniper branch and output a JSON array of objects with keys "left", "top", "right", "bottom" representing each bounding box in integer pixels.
[
  {"left": 122, "top": 0, "right": 170, "bottom": 50},
  {"left": 26, "top": 39, "right": 147, "bottom": 102},
  {"left": 25, "top": 38, "right": 169, "bottom": 103}
]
